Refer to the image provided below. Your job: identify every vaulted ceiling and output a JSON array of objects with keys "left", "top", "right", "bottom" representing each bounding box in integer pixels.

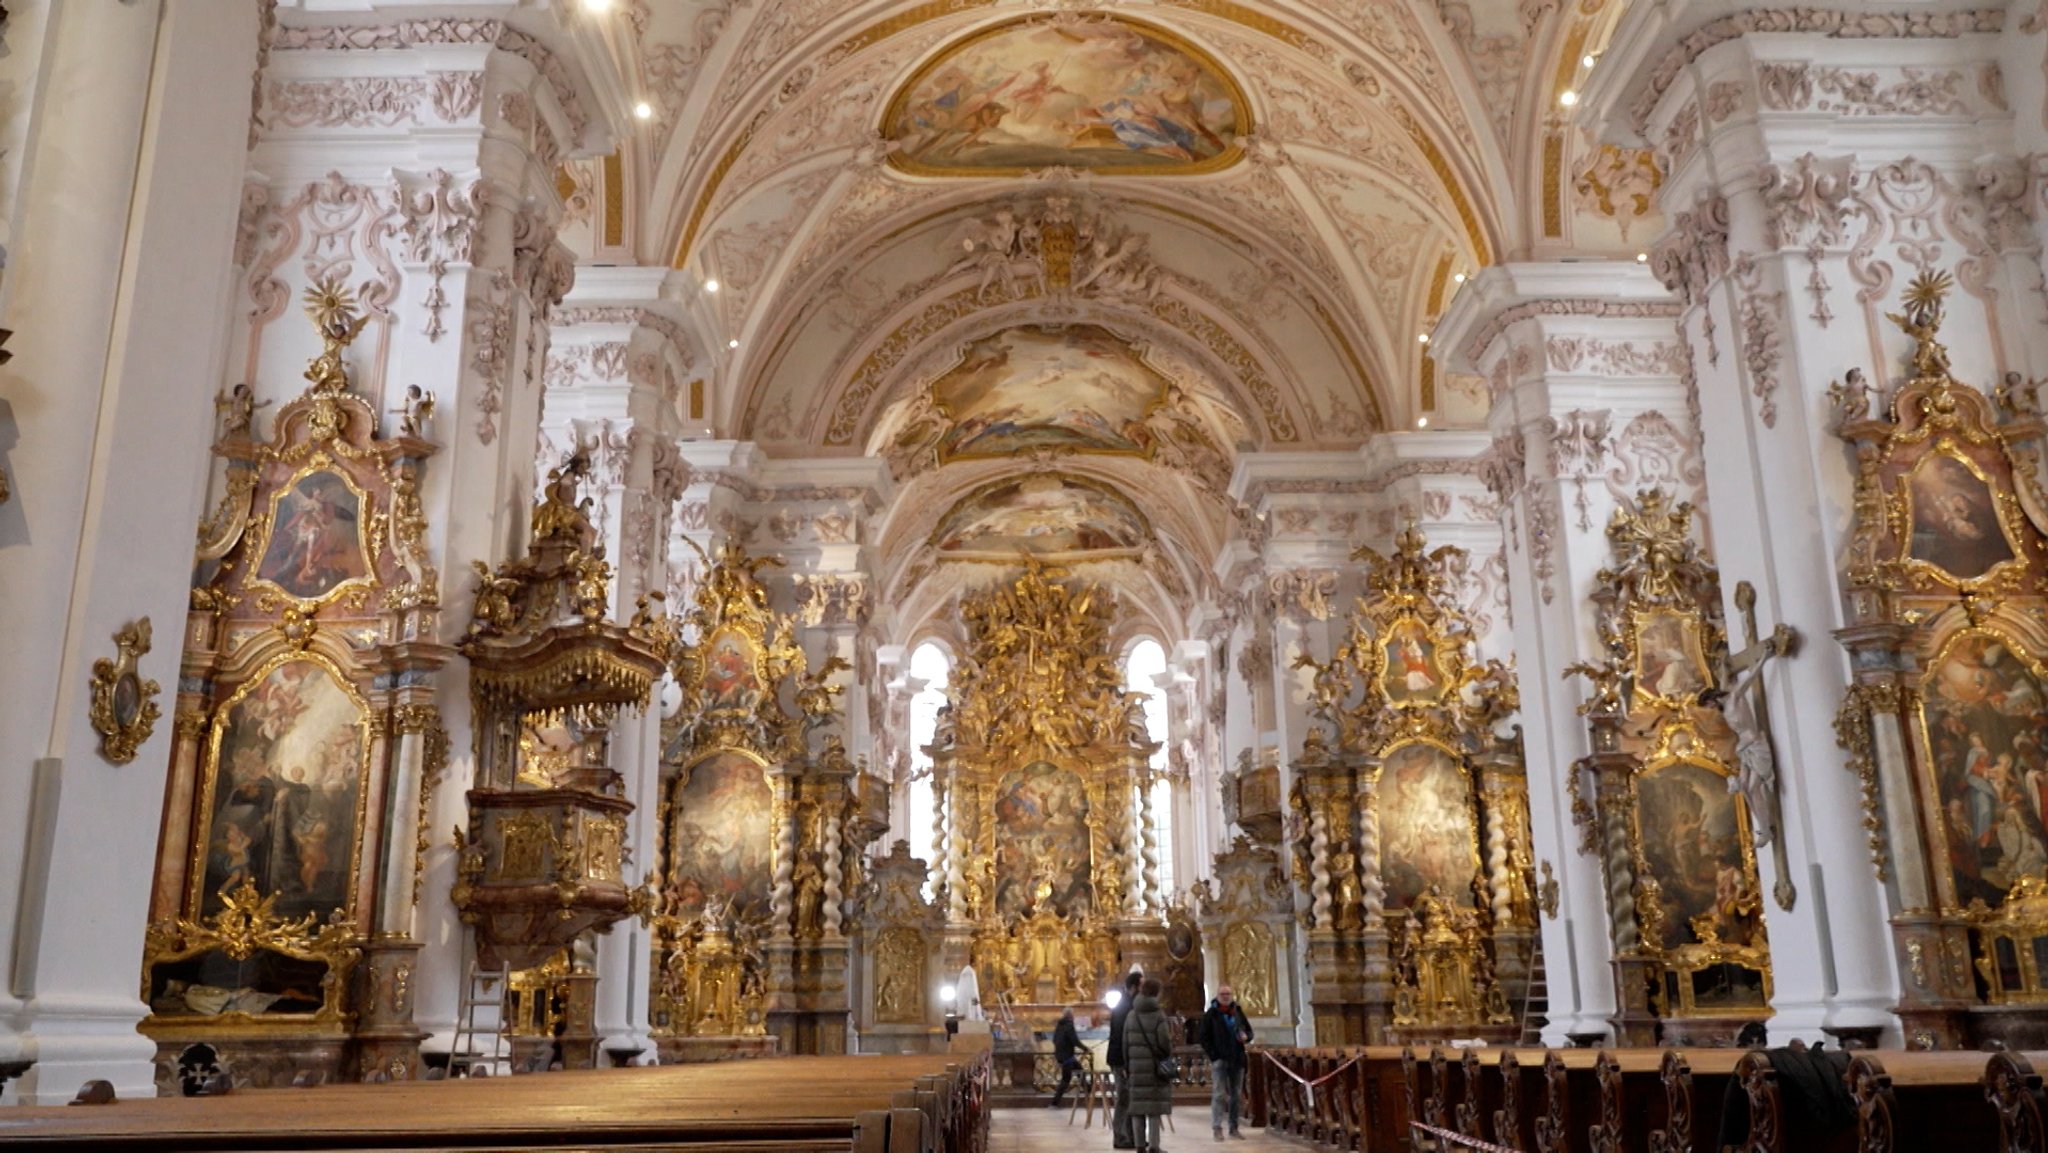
[{"left": 558, "top": 0, "right": 1651, "bottom": 630}]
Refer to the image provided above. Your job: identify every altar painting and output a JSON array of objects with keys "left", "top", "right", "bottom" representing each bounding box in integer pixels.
[
  {"left": 932, "top": 325, "right": 1167, "bottom": 460},
  {"left": 1905, "top": 450, "right": 2018, "bottom": 583},
  {"left": 1380, "top": 618, "right": 1448, "bottom": 706},
  {"left": 933, "top": 475, "right": 1146, "bottom": 559},
  {"left": 886, "top": 17, "right": 1244, "bottom": 175},
  {"left": 992, "top": 761, "right": 1093, "bottom": 918},
  {"left": 1378, "top": 742, "right": 1478, "bottom": 908},
  {"left": 704, "top": 628, "right": 764, "bottom": 713},
  {"left": 1633, "top": 608, "right": 1713, "bottom": 705},
  {"left": 1925, "top": 631, "right": 2048, "bottom": 907},
  {"left": 668, "top": 752, "right": 774, "bottom": 919},
  {"left": 1635, "top": 759, "right": 1754, "bottom": 947},
  {"left": 254, "top": 468, "right": 372, "bottom": 602},
  {"left": 197, "top": 658, "right": 367, "bottom": 920}
]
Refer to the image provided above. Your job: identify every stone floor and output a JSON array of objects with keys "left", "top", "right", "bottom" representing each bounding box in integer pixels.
[{"left": 992, "top": 1104, "right": 1301, "bottom": 1152}]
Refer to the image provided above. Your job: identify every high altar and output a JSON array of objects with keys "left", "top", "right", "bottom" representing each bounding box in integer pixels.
[{"left": 922, "top": 564, "right": 1170, "bottom": 1027}]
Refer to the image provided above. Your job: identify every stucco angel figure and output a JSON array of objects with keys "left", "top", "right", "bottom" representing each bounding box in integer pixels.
[
  {"left": 213, "top": 383, "right": 271, "bottom": 440},
  {"left": 391, "top": 384, "right": 435, "bottom": 438}
]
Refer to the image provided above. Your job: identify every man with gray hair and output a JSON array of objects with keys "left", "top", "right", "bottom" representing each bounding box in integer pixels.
[{"left": 1199, "top": 985, "right": 1255, "bottom": 1140}]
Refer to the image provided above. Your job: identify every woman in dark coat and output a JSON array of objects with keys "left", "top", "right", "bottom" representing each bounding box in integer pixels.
[{"left": 1122, "top": 977, "right": 1175, "bottom": 1152}]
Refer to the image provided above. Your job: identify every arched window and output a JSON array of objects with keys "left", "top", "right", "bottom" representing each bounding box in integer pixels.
[
  {"left": 905, "top": 641, "right": 952, "bottom": 896},
  {"left": 1123, "top": 638, "right": 1176, "bottom": 895}
]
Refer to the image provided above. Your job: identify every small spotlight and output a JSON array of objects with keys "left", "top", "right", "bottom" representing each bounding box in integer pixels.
[
  {"left": 1636, "top": 252, "right": 1649, "bottom": 263},
  {"left": 704, "top": 279, "right": 721, "bottom": 294},
  {"left": 1452, "top": 272, "right": 1467, "bottom": 284},
  {"left": 1104, "top": 989, "right": 1124, "bottom": 1009},
  {"left": 633, "top": 101, "right": 653, "bottom": 120},
  {"left": 581, "top": 0, "right": 612, "bottom": 12},
  {"left": 1582, "top": 54, "right": 1597, "bottom": 68},
  {"left": 1417, "top": 417, "right": 1430, "bottom": 428},
  {"left": 1417, "top": 333, "right": 1431, "bottom": 344},
  {"left": 728, "top": 339, "right": 740, "bottom": 349},
  {"left": 1559, "top": 90, "right": 1579, "bottom": 107},
  {"left": 941, "top": 986, "right": 956, "bottom": 1003}
]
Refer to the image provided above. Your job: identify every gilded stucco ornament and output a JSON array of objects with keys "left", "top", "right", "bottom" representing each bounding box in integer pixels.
[{"left": 89, "top": 617, "right": 161, "bottom": 765}]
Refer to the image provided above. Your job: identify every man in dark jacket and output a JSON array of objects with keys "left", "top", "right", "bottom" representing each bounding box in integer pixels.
[
  {"left": 1107, "top": 970, "right": 1144, "bottom": 1148},
  {"left": 1199, "top": 986, "right": 1255, "bottom": 1140},
  {"left": 1050, "top": 1007, "right": 1082, "bottom": 1107}
]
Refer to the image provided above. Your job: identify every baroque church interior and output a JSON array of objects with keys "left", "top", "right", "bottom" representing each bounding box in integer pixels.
[{"left": 5, "top": 0, "right": 2048, "bottom": 1147}]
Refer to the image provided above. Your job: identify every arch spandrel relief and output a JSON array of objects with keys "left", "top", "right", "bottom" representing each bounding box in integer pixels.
[{"left": 883, "top": 15, "right": 1249, "bottom": 177}]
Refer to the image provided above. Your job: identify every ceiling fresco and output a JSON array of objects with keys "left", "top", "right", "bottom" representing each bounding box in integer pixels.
[
  {"left": 930, "top": 473, "right": 1149, "bottom": 561},
  {"left": 883, "top": 16, "right": 1247, "bottom": 176},
  {"left": 916, "top": 323, "right": 1169, "bottom": 460}
]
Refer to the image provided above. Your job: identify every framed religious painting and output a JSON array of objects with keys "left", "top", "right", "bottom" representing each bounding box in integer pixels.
[
  {"left": 664, "top": 750, "right": 775, "bottom": 922},
  {"left": 1375, "top": 740, "right": 1481, "bottom": 909},
  {"left": 700, "top": 626, "right": 767, "bottom": 715},
  {"left": 1631, "top": 606, "right": 1714, "bottom": 707},
  {"left": 1900, "top": 447, "right": 2025, "bottom": 588},
  {"left": 1379, "top": 617, "right": 1451, "bottom": 707},
  {"left": 248, "top": 463, "right": 375, "bottom": 605},
  {"left": 990, "top": 761, "right": 1095, "bottom": 918},
  {"left": 1920, "top": 628, "right": 2048, "bottom": 910}
]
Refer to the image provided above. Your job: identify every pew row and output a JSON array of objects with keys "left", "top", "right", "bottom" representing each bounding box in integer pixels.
[
  {"left": 1248, "top": 1044, "right": 2048, "bottom": 1152},
  {"left": 0, "top": 1053, "right": 992, "bottom": 1153}
]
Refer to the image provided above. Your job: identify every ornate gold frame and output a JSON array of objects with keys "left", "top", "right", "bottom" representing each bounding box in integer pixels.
[
  {"left": 242, "top": 457, "right": 381, "bottom": 611},
  {"left": 90, "top": 617, "right": 161, "bottom": 765},
  {"left": 879, "top": 13, "right": 1253, "bottom": 179},
  {"left": 184, "top": 648, "right": 374, "bottom": 923},
  {"left": 141, "top": 879, "right": 360, "bottom": 1034},
  {"left": 1894, "top": 443, "right": 2032, "bottom": 593}
]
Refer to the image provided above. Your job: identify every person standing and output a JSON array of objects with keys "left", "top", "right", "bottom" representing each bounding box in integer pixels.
[
  {"left": 1124, "top": 977, "right": 1176, "bottom": 1153},
  {"left": 1107, "top": 970, "right": 1144, "bottom": 1149},
  {"left": 1199, "top": 985, "right": 1254, "bottom": 1140},
  {"left": 1050, "top": 1007, "right": 1082, "bottom": 1108}
]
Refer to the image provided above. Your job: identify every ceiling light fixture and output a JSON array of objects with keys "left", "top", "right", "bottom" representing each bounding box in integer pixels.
[
  {"left": 1452, "top": 272, "right": 1467, "bottom": 284},
  {"left": 704, "top": 279, "right": 721, "bottom": 294},
  {"left": 1417, "top": 333, "right": 1430, "bottom": 344},
  {"left": 1558, "top": 90, "right": 1579, "bottom": 107},
  {"left": 633, "top": 101, "right": 653, "bottom": 120},
  {"left": 1636, "top": 252, "right": 1649, "bottom": 263},
  {"left": 728, "top": 339, "right": 740, "bottom": 349},
  {"left": 1416, "top": 417, "right": 1430, "bottom": 428},
  {"left": 1582, "top": 54, "right": 1597, "bottom": 68},
  {"left": 582, "top": 0, "right": 612, "bottom": 12}
]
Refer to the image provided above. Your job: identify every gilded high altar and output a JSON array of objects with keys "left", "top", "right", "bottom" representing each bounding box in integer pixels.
[
  {"left": 1291, "top": 527, "right": 1533, "bottom": 1044},
  {"left": 922, "top": 564, "right": 1168, "bottom": 1024},
  {"left": 1828, "top": 271, "right": 2048, "bottom": 1051}
]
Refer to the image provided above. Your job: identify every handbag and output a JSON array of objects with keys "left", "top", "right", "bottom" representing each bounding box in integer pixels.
[{"left": 1151, "top": 1022, "right": 1180, "bottom": 1083}]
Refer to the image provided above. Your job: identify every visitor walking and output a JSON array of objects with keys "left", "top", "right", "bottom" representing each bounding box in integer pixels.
[
  {"left": 1050, "top": 1007, "right": 1082, "bottom": 1107},
  {"left": 1198, "top": 986, "right": 1254, "bottom": 1140},
  {"left": 1124, "top": 977, "right": 1176, "bottom": 1153}
]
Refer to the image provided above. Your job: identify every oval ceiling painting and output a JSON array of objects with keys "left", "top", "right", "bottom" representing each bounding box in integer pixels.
[
  {"left": 884, "top": 16, "right": 1247, "bottom": 176},
  {"left": 931, "top": 474, "right": 1148, "bottom": 561},
  {"left": 932, "top": 324, "right": 1169, "bottom": 460}
]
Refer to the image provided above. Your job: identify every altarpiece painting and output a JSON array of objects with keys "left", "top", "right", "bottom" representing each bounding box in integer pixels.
[
  {"left": 1830, "top": 271, "right": 2048, "bottom": 1049},
  {"left": 1293, "top": 527, "right": 1531, "bottom": 1043}
]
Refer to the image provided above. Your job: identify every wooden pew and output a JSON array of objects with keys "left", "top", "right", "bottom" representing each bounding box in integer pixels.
[
  {"left": 0, "top": 1053, "right": 988, "bottom": 1153},
  {"left": 1836, "top": 1050, "right": 2017, "bottom": 1153}
]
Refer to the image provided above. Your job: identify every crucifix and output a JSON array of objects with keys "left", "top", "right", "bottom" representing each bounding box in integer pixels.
[{"left": 1721, "top": 580, "right": 1800, "bottom": 911}]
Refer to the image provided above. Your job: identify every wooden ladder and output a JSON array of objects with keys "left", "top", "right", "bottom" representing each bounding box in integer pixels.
[{"left": 447, "top": 958, "right": 512, "bottom": 1078}]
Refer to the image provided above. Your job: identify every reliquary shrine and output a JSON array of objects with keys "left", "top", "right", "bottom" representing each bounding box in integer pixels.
[
  {"left": 1568, "top": 489, "right": 1786, "bottom": 1046},
  {"left": 920, "top": 564, "right": 1170, "bottom": 1029},
  {"left": 1829, "top": 273, "right": 2048, "bottom": 1051},
  {"left": 451, "top": 449, "right": 671, "bottom": 1071},
  {"left": 650, "top": 541, "right": 888, "bottom": 1061},
  {"left": 141, "top": 283, "right": 449, "bottom": 1090},
  {"left": 1290, "top": 527, "right": 1534, "bottom": 1045}
]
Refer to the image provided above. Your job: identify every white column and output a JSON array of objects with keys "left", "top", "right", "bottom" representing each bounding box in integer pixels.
[
  {"left": 1436, "top": 261, "right": 1696, "bottom": 1043},
  {"left": 0, "top": 0, "right": 260, "bottom": 1103}
]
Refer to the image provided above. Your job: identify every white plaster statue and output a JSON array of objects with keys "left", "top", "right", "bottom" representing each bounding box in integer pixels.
[{"left": 955, "top": 962, "right": 984, "bottom": 1021}]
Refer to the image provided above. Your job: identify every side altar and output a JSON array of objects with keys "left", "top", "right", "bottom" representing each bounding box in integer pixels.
[{"left": 922, "top": 564, "right": 1171, "bottom": 1032}]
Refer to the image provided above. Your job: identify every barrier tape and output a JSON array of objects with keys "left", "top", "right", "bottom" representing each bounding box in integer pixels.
[
  {"left": 1408, "top": 1122, "right": 1520, "bottom": 1152},
  {"left": 1257, "top": 1049, "right": 1364, "bottom": 1110}
]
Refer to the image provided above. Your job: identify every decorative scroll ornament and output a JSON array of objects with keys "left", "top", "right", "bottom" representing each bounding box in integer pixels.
[{"left": 89, "top": 617, "right": 161, "bottom": 765}]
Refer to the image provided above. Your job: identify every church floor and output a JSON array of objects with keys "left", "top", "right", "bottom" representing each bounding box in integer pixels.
[{"left": 992, "top": 1105, "right": 1301, "bottom": 1152}]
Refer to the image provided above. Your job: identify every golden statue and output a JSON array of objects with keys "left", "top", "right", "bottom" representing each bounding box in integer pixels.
[{"left": 301, "top": 278, "right": 370, "bottom": 396}]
